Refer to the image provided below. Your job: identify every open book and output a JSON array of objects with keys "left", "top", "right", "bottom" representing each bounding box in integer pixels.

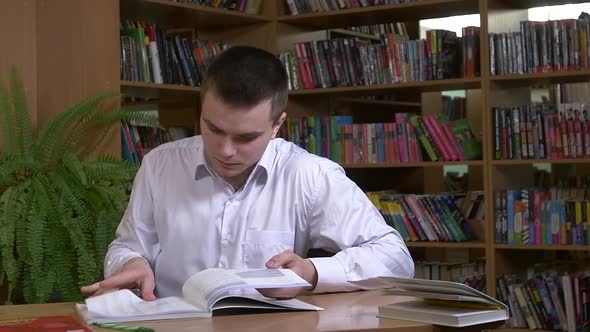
[
  {"left": 351, "top": 277, "right": 508, "bottom": 327},
  {"left": 76, "top": 268, "right": 323, "bottom": 323}
]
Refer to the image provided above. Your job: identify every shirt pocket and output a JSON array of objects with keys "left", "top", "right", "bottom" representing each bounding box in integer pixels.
[{"left": 243, "top": 230, "right": 295, "bottom": 267}]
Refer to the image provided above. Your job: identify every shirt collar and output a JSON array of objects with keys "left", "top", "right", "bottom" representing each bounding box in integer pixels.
[
  {"left": 194, "top": 145, "right": 212, "bottom": 181},
  {"left": 193, "top": 138, "right": 277, "bottom": 183}
]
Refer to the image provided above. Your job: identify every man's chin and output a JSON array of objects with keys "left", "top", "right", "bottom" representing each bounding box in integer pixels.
[{"left": 215, "top": 167, "right": 243, "bottom": 179}]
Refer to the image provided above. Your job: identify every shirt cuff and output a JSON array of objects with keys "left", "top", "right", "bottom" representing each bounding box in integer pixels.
[
  {"left": 104, "top": 253, "right": 145, "bottom": 278},
  {"left": 308, "top": 257, "right": 347, "bottom": 293}
]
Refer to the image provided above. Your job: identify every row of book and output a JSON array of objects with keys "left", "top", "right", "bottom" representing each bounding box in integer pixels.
[
  {"left": 456, "top": 191, "right": 485, "bottom": 222},
  {"left": 497, "top": 273, "right": 589, "bottom": 331},
  {"left": 279, "top": 27, "right": 480, "bottom": 90},
  {"left": 175, "top": 0, "right": 262, "bottom": 14},
  {"left": 121, "top": 123, "right": 192, "bottom": 164},
  {"left": 279, "top": 114, "right": 481, "bottom": 164},
  {"left": 493, "top": 102, "right": 590, "bottom": 160},
  {"left": 494, "top": 187, "right": 590, "bottom": 246},
  {"left": 366, "top": 192, "right": 478, "bottom": 243},
  {"left": 120, "top": 21, "right": 228, "bottom": 86},
  {"left": 284, "top": 0, "right": 421, "bottom": 16},
  {"left": 442, "top": 95, "right": 467, "bottom": 121},
  {"left": 490, "top": 18, "right": 590, "bottom": 76},
  {"left": 345, "top": 22, "right": 409, "bottom": 37},
  {"left": 415, "top": 259, "right": 486, "bottom": 291}
]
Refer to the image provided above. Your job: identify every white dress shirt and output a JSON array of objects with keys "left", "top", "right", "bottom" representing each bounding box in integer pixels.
[{"left": 105, "top": 136, "right": 414, "bottom": 297}]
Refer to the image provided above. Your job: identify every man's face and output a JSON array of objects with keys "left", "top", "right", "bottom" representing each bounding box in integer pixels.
[{"left": 200, "top": 90, "right": 284, "bottom": 182}]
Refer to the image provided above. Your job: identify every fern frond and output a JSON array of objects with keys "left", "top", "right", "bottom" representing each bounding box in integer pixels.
[
  {"left": 23, "top": 200, "right": 49, "bottom": 303},
  {"left": 35, "top": 92, "right": 119, "bottom": 164},
  {"left": 63, "top": 152, "right": 88, "bottom": 186},
  {"left": 74, "top": 110, "right": 159, "bottom": 158},
  {"left": 93, "top": 211, "right": 109, "bottom": 269},
  {"left": 83, "top": 157, "right": 137, "bottom": 184},
  {"left": 10, "top": 68, "right": 34, "bottom": 161},
  {"left": 49, "top": 170, "right": 94, "bottom": 244},
  {"left": 0, "top": 186, "right": 24, "bottom": 303},
  {"left": 0, "top": 78, "right": 18, "bottom": 156},
  {"left": 14, "top": 182, "right": 32, "bottom": 272},
  {"left": 59, "top": 106, "right": 123, "bottom": 157},
  {"left": 39, "top": 174, "right": 80, "bottom": 301},
  {"left": 26, "top": 178, "right": 51, "bottom": 302},
  {"left": 96, "top": 185, "right": 129, "bottom": 212},
  {"left": 50, "top": 225, "right": 79, "bottom": 301}
]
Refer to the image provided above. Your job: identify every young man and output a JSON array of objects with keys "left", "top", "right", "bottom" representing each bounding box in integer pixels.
[{"left": 81, "top": 46, "right": 414, "bottom": 301}]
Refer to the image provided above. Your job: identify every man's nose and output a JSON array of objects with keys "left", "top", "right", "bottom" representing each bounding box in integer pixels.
[{"left": 219, "top": 136, "right": 237, "bottom": 157}]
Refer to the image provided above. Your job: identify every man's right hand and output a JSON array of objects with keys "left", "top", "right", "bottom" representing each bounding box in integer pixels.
[{"left": 80, "top": 257, "right": 156, "bottom": 301}]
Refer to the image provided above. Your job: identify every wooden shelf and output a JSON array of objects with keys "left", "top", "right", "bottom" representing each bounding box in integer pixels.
[
  {"left": 490, "top": 70, "right": 590, "bottom": 88},
  {"left": 492, "top": 158, "right": 590, "bottom": 166},
  {"left": 495, "top": 244, "right": 590, "bottom": 251},
  {"left": 490, "top": 0, "right": 590, "bottom": 10},
  {"left": 120, "top": 0, "right": 270, "bottom": 27},
  {"left": 335, "top": 97, "right": 421, "bottom": 107},
  {"left": 341, "top": 160, "right": 483, "bottom": 168},
  {"left": 289, "top": 78, "right": 481, "bottom": 96},
  {"left": 277, "top": 0, "right": 479, "bottom": 30},
  {"left": 406, "top": 241, "right": 486, "bottom": 249},
  {"left": 120, "top": 81, "right": 200, "bottom": 97}
]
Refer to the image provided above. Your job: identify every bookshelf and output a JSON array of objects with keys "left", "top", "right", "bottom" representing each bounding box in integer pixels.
[{"left": 24, "top": 0, "right": 590, "bottom": 325}]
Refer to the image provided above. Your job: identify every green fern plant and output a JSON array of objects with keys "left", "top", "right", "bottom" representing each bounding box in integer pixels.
[{"left": 0, "top": 68, "right": 158, "bottom": 304}]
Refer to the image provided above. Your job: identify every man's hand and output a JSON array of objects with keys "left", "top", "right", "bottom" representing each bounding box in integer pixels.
[
  {"left": 80, "top": 257, "right": 156, "bottom": 301},
  {"left": 258, "top": 250, "right": 318, "bottom": 299}
]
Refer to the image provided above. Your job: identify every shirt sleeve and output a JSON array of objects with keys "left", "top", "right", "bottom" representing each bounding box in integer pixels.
[
  {"left": 306, "top": 163, "right": 414, "bottom": 293},
  {"left": 104, "top": 157, "right": 159, "bottom": 278}
]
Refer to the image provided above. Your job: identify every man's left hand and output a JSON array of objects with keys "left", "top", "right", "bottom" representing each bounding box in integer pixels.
[{"left": 259, "top": 250, "right": 318, "bottom": 299}]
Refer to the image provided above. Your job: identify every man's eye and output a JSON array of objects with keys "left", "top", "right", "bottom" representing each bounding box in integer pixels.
[
  {"left": 236, "top": 136, "right": 256, "bottom": 142},
  {"left": 209, "top": 127, "right": 223, "bottom": 134}
]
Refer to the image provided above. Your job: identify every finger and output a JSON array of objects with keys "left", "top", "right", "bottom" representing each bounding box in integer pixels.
[
  {"left": 266, "top": 250, "right": 297, "bottom": 268},
  {"left": 139, "top": 274, "right": 156, "bottom": 301},
  {"left": 99, "top": 269, "right": 143, "bottom": 290},
  {"left": 80, "top": 282, "right": 101, "bottom": 296},
  {"left": 258, "top": 287, "right": 301, "bottom": 299},
  {"left": 93, "top": 288, "right": 119, "bottom": 298}
]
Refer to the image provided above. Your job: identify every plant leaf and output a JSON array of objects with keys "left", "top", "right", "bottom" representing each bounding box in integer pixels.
[
  {"left": 36, "top": 92, "right": 119, "bottom": 164},
  {"left": 10, "top": 68, "right": 34, "bottom": 161},
  {"left": 0, "top": 77, "right": 18, "bottom": 156}
]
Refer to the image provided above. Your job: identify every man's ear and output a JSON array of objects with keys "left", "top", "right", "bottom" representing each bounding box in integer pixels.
[{"left": 271, "top": 112, "right": 287, "bottom": 139}]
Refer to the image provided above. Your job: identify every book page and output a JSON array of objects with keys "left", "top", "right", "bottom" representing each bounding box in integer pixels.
[
  {"left": 182, "top": 269, "right": 247, "bottom": 310},
  {"left": 351, "top": 277, "right": 506, "bottom": 309},
  {"left": 85, "top": 289, "right": 204, "bottom": 319},
  {"left": 182, "top": 268, "right": 310, "bottom": 310},
  {"left": 213, "top": 291, "right": 323, "bottom": 311},
  {"left": 382, "top": 289, "right": 494, "bottom": 304}
]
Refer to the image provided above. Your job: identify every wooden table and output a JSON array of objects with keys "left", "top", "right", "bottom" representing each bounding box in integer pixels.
[{"left": 0, "top": 290, "right": 503, "bottom": 332}]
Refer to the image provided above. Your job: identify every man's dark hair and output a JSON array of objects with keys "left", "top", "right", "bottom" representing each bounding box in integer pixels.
[{"left": 201, "top": 46, "right": 289, "bottom": 124}]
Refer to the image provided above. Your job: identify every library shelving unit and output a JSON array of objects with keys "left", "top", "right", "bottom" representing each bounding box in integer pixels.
[
  {"left": 275, "top": 0, "right": 487, "bottom": 294},
  {"left": 485, "top": 0, "right": 590, "bottom": 314},
  {"left": 37, "top": 0, "right": 590, "bottom": 312}
]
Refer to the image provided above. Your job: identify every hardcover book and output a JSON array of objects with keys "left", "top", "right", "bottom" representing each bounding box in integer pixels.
[{"left": 351, "top": 277, "right": 508, "bottom": 327}]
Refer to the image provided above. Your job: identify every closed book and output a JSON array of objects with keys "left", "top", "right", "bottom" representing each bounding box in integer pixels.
[
  {"left": 351, "top": 277, "right": 508, "bottom": 327},
  {"left": 377, "top": 300, "right": 507, "bottom": 328}
]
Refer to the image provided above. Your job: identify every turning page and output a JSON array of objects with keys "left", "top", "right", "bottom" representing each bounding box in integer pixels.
[{"left": 182, "top": 268, "right": 311, "bottom": 310}]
